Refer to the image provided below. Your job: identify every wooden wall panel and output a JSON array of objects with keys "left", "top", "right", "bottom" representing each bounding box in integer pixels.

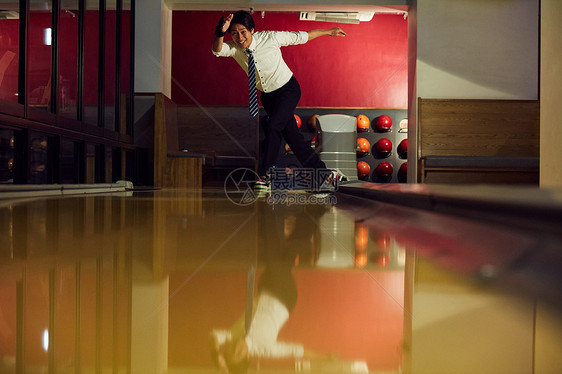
[
  {"left": 164, "top": 158, "right": 202, "bottom": 189},
  {"left": 153, "top": 93, "right": 202, "bottom": 188},
  {"left": 419, "top": 99, "right": 540, "bottom": 158},
  {"left": 421, "top": 169, "right": 539, "bottom": 185}
]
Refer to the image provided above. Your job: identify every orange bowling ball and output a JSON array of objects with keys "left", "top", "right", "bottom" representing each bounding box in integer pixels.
[
  {"left": 354, "top": 252, "right": 368, "bottom": 268},
  {"left": 294, "top": 114, "right": 302, "bottom": 128},
  {"left": 357, "top": 161, "right": 371, "bottom": 179},
  {"left": 356, "top": 115, "right": 370, "bottom": 132},
  {"left": 356, "top": 138, "right": 371, "bottom": 155},
  {"left": 355, "top": 223, "right": 369, "bottom": 252},
  {"left": 307, "top": 114, "right": 319, "bottom": 131}
]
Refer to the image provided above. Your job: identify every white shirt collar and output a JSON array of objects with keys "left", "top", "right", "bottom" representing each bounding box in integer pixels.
[{"left": 247, "top": 33, "right": 258, "bottom": 52}]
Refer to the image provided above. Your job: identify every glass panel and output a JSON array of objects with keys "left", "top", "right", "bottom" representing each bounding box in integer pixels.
[
  {"left": 59, "top": 138, "right": 75, "bottom": 183},
  {"left": 104, "top": 1, "right": 116, "bottom": 131},
  {"left": 83, "top": 0, "right": 99, "bottom": 126},
  {"left": 94, "top": 144, "right": 104, "bottom": 182},
  {"left": 29, "top": 131, "right": 50, "bottom": 183},
  {"left": 27, "top": 0, "right": 52, "bottom": 111},
  {"left": 120, "top": 1, "right": 131, "bottom": 135},
  {"left": 112, "top": 147, "right": 121, "bottom": 182},
  {"left": 0, "top": 5, "right": 19, "bottom": 105},
  {"left": 0, "top": 129, "right": 15, "bottom": 183},
  {"left": 85, "top": 143, "right": 95, "bottom": 183},
  {"left": 58, "top": 0, "right": 79, "bottom": 119}
]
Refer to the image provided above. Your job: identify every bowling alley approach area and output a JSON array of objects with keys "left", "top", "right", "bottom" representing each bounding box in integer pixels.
[{"left": 1, "top": 181, "right": 562, "bottom": 373}]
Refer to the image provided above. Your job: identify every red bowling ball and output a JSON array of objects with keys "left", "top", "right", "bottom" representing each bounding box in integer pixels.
[
  {"left": 375, "top": 161, "right": 393, "bottom": 178},
  {"left": 373, "top": 252, "right": 390, "bottom": 267},
  {"left": 375, "top": 138, "right": 393, "bottom": 155},
  {"left": 294, "top": 114, "right": 302, "bottom": 128},
  {"left": 375, "top": 233, "right": 392, "bottom": 251},
  {"left": 398, "top": 162, "right": 407, "bottom": 182},
  {"left": 398, "top": 139, "right": 408, "bottom": 158},
  {"left": 375, "top": 115, "right": 392, "bottom": 132}
]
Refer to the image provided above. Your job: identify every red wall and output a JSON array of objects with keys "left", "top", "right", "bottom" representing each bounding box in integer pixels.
[{"left": 172, "top": 11, "right": 408, "bottom": 108}]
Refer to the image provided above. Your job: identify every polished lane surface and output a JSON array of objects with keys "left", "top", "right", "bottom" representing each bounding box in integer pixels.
[{"left": 0, "top": 188, "right": 560, "bottom": 373}]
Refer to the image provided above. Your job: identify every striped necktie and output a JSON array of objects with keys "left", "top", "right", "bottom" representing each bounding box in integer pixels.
[{"left": 247, "top": 49, "right": 259, "bottom": 117}]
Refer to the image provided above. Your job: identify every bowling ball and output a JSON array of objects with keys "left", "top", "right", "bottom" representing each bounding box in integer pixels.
[
  {"left": 356, "top": 115, "right": 370, "bottom": 132},
  {"left": 309, "top": 136, "right": 316, "bottom": 149},
  {"left": 375, "top": 138, "right": 393, "bottom": 155},
  {"left": 375, "top": 161, "right": 393, "bottom": 178},
  {"left": 376, "top": 234, "right": 392, "bottom": 251},
  {"left": 397, "top": 139, "right": 408, "bottom": 158},
  {"left": 311, "top": 136, "right": 318, "bottom": 149},
  {"left": 294, "top": 114, "right": 302, "bottom": 128},
  {"left": 373, "top": 252, "right": 390, "bottom": 267},
  {"left": 398, "top": 162, "right": 407, "bottom": 182},
  {"left": 375, "top": 115, "right": 392, "bottom": 132},
  {"left": 355, "top": 224, "right": 369, "bottom": 252},
  {"left": 308, "top": 114, "right": 319, "bottom": 131},
  {"left": 355, "top": 252, "right": 368, "bottom": 268},
  {"left": 356, "top": 138, "right": 371, "bottom": 155},
  {"left": 357, "top": 161, "right": 370, "bottom": 179}
]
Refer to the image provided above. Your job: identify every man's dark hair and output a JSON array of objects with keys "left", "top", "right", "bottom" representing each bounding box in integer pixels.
[{"left": 229, "top": 10, "right": 255, "bottom": 32}]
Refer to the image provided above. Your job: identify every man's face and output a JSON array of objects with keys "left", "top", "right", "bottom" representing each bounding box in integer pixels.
[{"left": 230, "top": 24, "right": 253, "bottom": 50}]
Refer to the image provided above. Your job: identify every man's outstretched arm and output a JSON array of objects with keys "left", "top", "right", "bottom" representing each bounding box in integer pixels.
[{"left": 307, "top": 27, "right": 347, "bottom": 40}]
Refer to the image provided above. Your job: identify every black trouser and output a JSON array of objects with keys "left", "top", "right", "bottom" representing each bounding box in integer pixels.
[
  {"left": 258, "top": 76, "right": 326, "bottom": 177},
  {"left": 257, "top": 203, "right": 327, "bottom": 312}
]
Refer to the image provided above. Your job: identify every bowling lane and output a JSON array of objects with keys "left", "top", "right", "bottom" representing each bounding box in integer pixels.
[{"left": 0, "top": 187, "right": 561, "bottom": 373}]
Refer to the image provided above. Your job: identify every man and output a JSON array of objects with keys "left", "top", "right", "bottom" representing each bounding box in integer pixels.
[{"left": 212, "top": 11, "right": 348, "bottom": 191}]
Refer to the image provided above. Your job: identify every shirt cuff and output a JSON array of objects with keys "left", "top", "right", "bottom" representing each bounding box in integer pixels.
[{"left": 299, "top": 31, "right": 309, "bottom": 43}]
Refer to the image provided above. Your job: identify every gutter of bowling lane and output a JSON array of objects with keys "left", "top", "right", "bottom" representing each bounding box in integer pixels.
[{"left": 336, "top": 181, "right": 562, "bottom": 240}]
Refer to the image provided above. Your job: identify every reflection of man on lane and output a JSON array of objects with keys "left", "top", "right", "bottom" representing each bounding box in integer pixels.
[{"left": 210, "top": 203, "right": 328, "bottom": 373}]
